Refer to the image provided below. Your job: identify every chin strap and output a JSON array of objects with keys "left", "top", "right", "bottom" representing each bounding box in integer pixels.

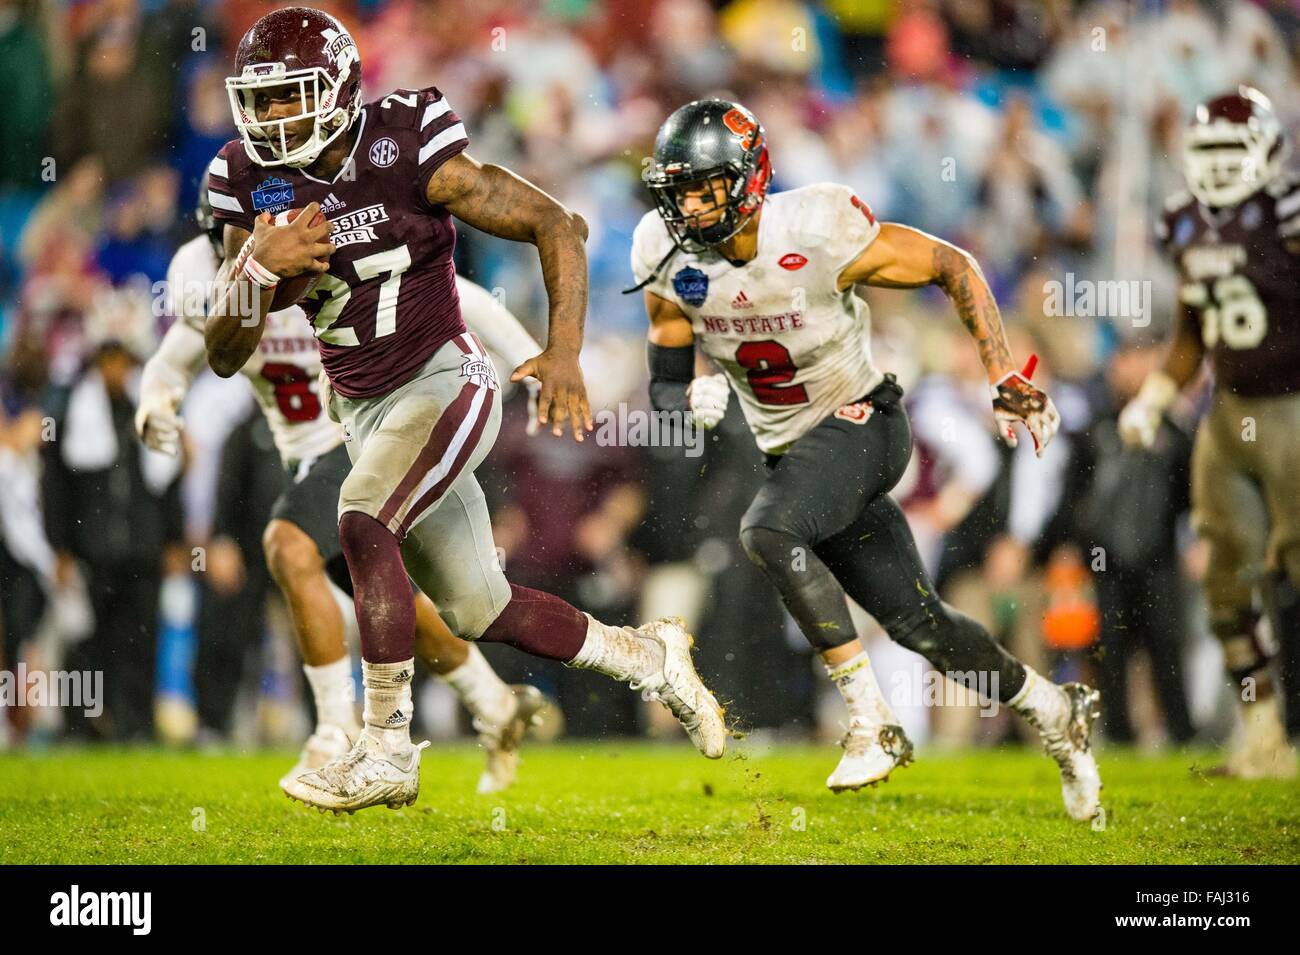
[{"left": 622, "top": 245, "right": 679, "bottom": 295}]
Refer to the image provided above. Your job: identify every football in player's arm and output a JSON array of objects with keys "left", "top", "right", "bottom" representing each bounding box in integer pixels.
[{"left": 204, "top": 134, "right": 592, "bottom": 442}]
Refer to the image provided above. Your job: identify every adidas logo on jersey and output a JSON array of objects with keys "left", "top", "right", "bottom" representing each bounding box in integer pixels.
[
  {"left": 321, "top": 192, "right": 346, "bottom": 214},
  {"left": 731, "top": 290, "right": 754, "bottom": 309}
]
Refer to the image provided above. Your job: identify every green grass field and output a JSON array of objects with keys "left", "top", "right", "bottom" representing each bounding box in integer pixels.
[{"left": 1, "top": 742, "right": 1296, "bottom": 864}]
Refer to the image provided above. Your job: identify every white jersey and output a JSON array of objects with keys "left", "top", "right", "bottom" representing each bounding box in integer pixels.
[
  {"left": 632, "top": 183, "right": 885, "bottom": 455},
  {"left": 167, "top": 235, "right": 341, "bottom": 464}
]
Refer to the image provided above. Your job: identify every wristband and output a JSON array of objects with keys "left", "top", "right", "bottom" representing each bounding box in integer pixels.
[
  {"left": 241, "top": 255, "right": 280, "bottom": 289},
  {"left": 232, "top": 234, "right": 279, "bottom": 289}
]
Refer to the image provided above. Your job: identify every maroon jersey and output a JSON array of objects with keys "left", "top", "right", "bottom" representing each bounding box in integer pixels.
[
  {"left": 1157, "top": 171, "right": 1300, "bottom": 397},
  {"left": 208, "top": 86, "right": 470, "bottom": 398}
]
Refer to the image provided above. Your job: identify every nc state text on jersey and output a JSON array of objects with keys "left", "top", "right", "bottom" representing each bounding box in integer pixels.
[{"left": 701, "top": 312, "right": 805, "bottom": 335}]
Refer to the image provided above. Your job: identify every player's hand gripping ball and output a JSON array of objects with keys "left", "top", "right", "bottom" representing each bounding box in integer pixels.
[{"left": 250, "top": 203, "right": 333, "bottom": 310}]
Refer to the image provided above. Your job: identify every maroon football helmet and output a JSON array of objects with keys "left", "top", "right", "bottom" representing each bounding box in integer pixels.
[
  {"left": 226, "top": 7, "right": 363, "bottom": 168},
  {"left": 1183, "top": 86, "right": 1287, "bottom": 208}
]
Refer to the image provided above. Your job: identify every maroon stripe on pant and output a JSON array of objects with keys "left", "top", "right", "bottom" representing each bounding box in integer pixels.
[
  {"left": 376, "top": 376, "right": 479, "bottom": 531},
  {"left": 395, "top": 383, "right": 493, "bottom": 537}
]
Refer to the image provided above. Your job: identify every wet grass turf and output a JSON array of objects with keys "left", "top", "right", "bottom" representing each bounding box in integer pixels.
[{"left": 0, "top": 742, "right": 1296, "bottom": 863}]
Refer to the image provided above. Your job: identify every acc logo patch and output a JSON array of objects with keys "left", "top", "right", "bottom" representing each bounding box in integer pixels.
[
  {"left": 779, "top": 253, "right": 808, "bottom": 271},
  {"left": 369, "top": 137, "right": 399, "bottom": 168},
  {"left": 834, "top": 401, "right": 873, "bottom": 424},
  {"left": 251, "top": 177, "right": 294, "bottom": 214},
  {"left": 672, "top": 266, "right": 709, "bottom": 306}
]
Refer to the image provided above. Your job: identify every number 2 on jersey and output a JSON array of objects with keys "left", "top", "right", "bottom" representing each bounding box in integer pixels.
[
  {"left": 735, "top": 340, "right": 809, "bottom": 406},
  {"left": 304, "top": 244, "right": 412, "bottom": 345}
]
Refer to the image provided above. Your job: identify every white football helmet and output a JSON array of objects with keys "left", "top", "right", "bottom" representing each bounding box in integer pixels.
[{"left": 1183, "top": 86, "right": 1287, "bottom": 208}]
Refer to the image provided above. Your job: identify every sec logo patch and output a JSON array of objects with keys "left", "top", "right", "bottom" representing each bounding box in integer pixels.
[
  {"left": 779, "top": 253, "right": 808, "bottom": 271},
  {"left": 834, "top": 401, "right": 873, "bottom": 424},
  {"left": 369, "top": 137, "right": 399, "bottom": 168}
]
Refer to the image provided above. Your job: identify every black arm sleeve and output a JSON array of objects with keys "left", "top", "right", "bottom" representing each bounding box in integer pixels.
[{"left": 647, "top": 341, "right": 693, "bottom": 414}]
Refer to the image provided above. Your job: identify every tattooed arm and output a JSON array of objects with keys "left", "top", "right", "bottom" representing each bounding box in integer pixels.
[
  {"left": 838, "top": 223, "right": 1015, "bottom": 381},
  {"left": 839, "top": 222, "right": 1060, "bottom": 454},
  {"left": 426, "top": 153, "right": 593, "bottom": 441}
]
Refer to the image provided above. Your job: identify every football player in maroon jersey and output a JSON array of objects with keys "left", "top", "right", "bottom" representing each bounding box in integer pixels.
[
  {"left": 203, "top": 7, "right": 726, "bottom": 813},
  {"left": 1122, "top": 86, "right": 1298, "bottom": 778}
]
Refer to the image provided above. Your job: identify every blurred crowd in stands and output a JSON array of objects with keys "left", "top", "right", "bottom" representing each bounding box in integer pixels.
[{"left": 2, "top": 0, "right": 1300, "bottom": 751}]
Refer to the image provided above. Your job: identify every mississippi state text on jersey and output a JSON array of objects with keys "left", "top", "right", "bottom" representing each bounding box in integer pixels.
[
  {"left": 207, "top": 86, "right": 470, "bottom": 399},
  {"left": 633, "top": 182, "right": 886, "bottom": 454},
  {"left": 1157, "top": 171, "right": 1300, "bottom": 397}
]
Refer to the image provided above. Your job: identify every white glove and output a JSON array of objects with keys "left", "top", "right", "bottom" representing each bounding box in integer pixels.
[
  {"left": 1118, "top": 371, "right": 1177, "bottom": 449},
  {"left": 991, "top": 365, "right": 1060, "bottom": 456},
  {"left": 134, "top": 398, "right": 184, "bottom": 457},
  {"left": 687, "top": 373, "right": 730, "bottom": 429}
]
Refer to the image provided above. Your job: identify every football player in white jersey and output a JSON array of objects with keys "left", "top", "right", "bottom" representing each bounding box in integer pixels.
[
  {"left": 137, "top": 197, "right": 547, "bottom": 795},
  {"left": 633, "top": 100, "right": 1102, "bottom": 822}
]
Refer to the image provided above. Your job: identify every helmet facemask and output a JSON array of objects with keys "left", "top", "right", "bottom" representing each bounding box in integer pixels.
[
  {"left": 648, "top": 153, "right": 771, "bottom": 254},
  {"left": 1183, "top": 102, "right": 1285, "bottom": 208},
  {"left": 226, "top": 60, "right": 360, "bottom": 169}
]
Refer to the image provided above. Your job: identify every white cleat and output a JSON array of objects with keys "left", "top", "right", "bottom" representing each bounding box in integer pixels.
[
  {"left": 1033, "top": 682, "right": 1103, "bottom": 822},
  {"left": 827, "top": 720, "right": 914, "bottom": 792},
  {"left": 1224, "top": 696, "right": 1298, "bottom": 780},
  {"left": 278, "top": 723, "right": 357, "bottom": 794},
  {"left": 630, "top": 618, "right": 728, "bottom": 759},
  {"left": 283, "top": 732, "right": 430, "bottom": 814},
  {"left": 475, "top": 684, "right": 547, "bottom": 795}
]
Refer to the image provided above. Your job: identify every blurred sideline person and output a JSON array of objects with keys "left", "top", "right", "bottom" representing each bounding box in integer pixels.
[
  {"left": 1121, "top": 87, "right": 1298, "bottom": 778},
  {"left": 137, "top": 197, "right": 548, "bottom": 794},
  {"left": 634, "top": 99, "right": 1102, "bottom": 822},
  {"left": 1084, "top": 338, "right": 1195, "bottom": 745},
  {"left": 192, "top": 405, "right": 279, "bottom": 740},
  {"left": 44, "top": 297, "right": 185, "bottom": 741}
]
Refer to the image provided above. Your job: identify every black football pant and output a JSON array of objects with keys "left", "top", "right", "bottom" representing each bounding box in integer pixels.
[
  {"left": 738, "top": 376, "right": 1027, "bottom": 701},
  {"left": 1094, "top": 559, "right": 1194, "bottom": 744}
]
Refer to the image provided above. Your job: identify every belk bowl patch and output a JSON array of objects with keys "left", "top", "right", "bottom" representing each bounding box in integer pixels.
[
  {"left": 252, "top": 177, "right": 294, "bottom": 214},
  {"left": 672, "top": 267, "right": 709, "bottom": 307}
]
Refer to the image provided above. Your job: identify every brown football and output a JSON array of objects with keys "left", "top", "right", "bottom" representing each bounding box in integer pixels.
[{"left": 268, "top": 207, "right": 328, "bottom": 310}]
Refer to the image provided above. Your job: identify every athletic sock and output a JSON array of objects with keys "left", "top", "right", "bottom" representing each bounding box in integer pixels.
[
  {"left": 361, "top": 658, "right": 415, "bottom": 752},
  {"left": 442, "top": 644, "right": 515, "bottom": 727},
  {"left": 303, "top": 657, "right": 358, "bottom": 732},
  {"left": 825, "top": 651, "right": 895, "bottom": 726},
  {"left": 567, "top": 614, "right": 663, "bottom": 683},
  {"left": 1008, "top": 666, "right": 1069, "bottom": 729},
  {"left": 339, "top": 511, "right": 416, "bottom": 663},
  {"left": 478, "top": 584, "right": 588, "bottom": 661}
]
